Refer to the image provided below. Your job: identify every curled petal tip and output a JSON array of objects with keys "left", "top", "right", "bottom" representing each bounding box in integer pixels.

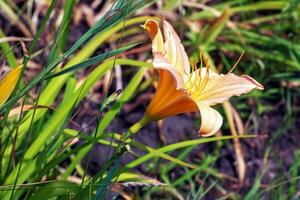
[
  {"left": 198, "top": 119, "right": 222, "bottom": 137},
  {"left": 199, "top": 129, "right": 218, "bottom": 137},
  {"left": 196, "top": 103, "right": 223, "bottom": 137},
  {"left": 143, "top": 19, "right": 165, "bottom": 53},
  {"left": 143, "top": 19, "right": 159, "bottom": 40},
  {"left": 241, "top": 75, "right": 264, "bottom": 90}
]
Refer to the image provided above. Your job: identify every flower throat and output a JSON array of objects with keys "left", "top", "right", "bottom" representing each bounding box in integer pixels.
[{"left": 184, "top": 52, "right": 211, "bottom": 99}]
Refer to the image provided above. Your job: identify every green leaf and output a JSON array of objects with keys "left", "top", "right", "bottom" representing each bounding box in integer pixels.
[
  {"left": 0, "top": 0, "right": 148, "bottom": 114},
  {"left": 27, "top": 181, "right": 80, "bottom": 200},
  {"left": 57, "top": 0, "right": 76, "bottom": 52},
  {"left": 0, "top": 30, "right": 17, "bottom": 67},
  {"left": 46, "top": 43, "right": 140, "bottom": 79},
  {"left": 61, "top": 67, "right": 146, "bottom": 181},
  {"left": 202, "top": 9, "right": 232, "bottom": 48},
  {"left": 126, "top": 135, "right": 256, "bottom": 169}
]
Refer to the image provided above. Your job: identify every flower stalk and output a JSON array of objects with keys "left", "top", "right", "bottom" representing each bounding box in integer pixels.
[{"left": 128, "top": 116, "right": 151, "bottom": 136}]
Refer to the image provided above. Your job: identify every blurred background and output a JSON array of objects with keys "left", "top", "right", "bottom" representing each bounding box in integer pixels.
[{"left": 0, "top": 0, "right": 299, "bottom": 199}]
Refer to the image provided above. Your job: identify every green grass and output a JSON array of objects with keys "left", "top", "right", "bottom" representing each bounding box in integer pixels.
[{"left": 0, "top": 0, "right": 299, "bottom": 199}]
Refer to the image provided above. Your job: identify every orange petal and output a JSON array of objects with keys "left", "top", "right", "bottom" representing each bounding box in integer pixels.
[
  {"left": 196, "top": 102, "right": 223, "bottom": 137},
  {"left": 142, "top": 19, "right": 165, "bottom": 53},
  {"left": 162, "top": 20, "right": 190, "bottom": 75},
  {"left": 0, "top": 65, "right": 22, "bottom": 107},
  {"left": 146, "top": 69, "right": 198, "bottom": 120},
  {"left": 196, "top": 72, "right": 264, "bottom": 106},
  {"left": 153, "top": 52, "right": 184, "bottom": 89}
]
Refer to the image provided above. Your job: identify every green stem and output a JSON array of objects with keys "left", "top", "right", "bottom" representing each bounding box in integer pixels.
[
  {"left": 115, "top": 116, "right": 151, "bottom": 158},
  {"left": 118, "top": 116, "right": 151, "bottom": 144},
  {"left": 128, "top": 116, "right": 151, "bottom": 136}
]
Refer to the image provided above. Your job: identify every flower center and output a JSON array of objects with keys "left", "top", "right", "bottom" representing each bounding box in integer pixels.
[{"left": 184, "top": 56, "right": 211, "bottom": 99}]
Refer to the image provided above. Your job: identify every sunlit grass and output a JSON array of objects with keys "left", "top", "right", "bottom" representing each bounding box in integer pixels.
[{"left": 0, "top": 0, "right": 299, "bottom": 199}]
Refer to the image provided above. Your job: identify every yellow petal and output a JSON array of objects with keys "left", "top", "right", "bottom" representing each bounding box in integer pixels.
[
  {"left": 196, "top": 102, "right": 223, "bottom": 137},
  {"left": 195, "top": 71, "right": 264, "bottom": 106},
  {"left": 146, "top": 69, "right": 198, "bottom": 120},
  {"left": 162, "top": 20, "right": 190, "bottom": 75},
  {"left": 0, "top": 65, "right": 22, "bottom": 107},
  {"left": 142, "top": 19, "right": 165, "bottom": 53}
]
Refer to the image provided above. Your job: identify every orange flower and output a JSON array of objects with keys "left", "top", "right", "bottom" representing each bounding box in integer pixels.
[
  {"left": 143, "top": 19, "right": 264, "bottom": 136},
  {"left": 0, "top": 65, "right": 22, "bottom": 107}
]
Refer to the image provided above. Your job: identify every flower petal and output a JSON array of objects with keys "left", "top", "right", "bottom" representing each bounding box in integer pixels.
[
  {"left": 146, "top": 68, "right": 198, "bottom": 120},
  {"left": 153, "top": 52, "right": 184, "bottom": 89},
  {"left": 0, "top": 65, "right": 22, "bottom": 107},
  {"left": 163, "top": 20, "right": 190, "bottom": 75},
  {"left": 196, "top": 102, "right": 223, "bottom": 137},
  {"left": 143, "top": 19, "right": 165, "bottom": 53},
  {"left": 195, "top": 70, "right": 264, "bottom": 106}
]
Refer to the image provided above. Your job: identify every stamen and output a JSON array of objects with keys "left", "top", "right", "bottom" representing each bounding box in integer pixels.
[
  {"left": 196, "top": 49, "right": 203, "bottom": 88},
  {"left": 185, "top": 76, "right": 191, "bottom": 88},
  {"left": 190, "top": 56, "right": 211, "bottom": 98},
  {"left": 199, "top": 49, "right": 203, "bottom": 69},
  {"left": 185, "top": 50, "right": 212, "bottom": 97},
  {"left": 190, "top": 59, "right": 197, "bottom": 72},
  {"left": 193, "top": 60, "right": 196, "bottom": 72},
  {"left": 185, "top": 61, "right": 194, "bottom": 87},
  {"left": 196, "top": 73, "right": 202, "bottom": 88},
  {"left": 228, "top": 51, "right": 245, "bottom": 74},
  {"left": 198, "top": 57, "right": 210, "bottom": 92}
]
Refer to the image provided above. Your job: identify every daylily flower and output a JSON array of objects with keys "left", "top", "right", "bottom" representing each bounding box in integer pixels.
[
  {"left": 143, "top": 19, "right": 263, "bottom": 136},
  {"left": 0, "top": 65, "right": 22, "bottom": 107}
]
